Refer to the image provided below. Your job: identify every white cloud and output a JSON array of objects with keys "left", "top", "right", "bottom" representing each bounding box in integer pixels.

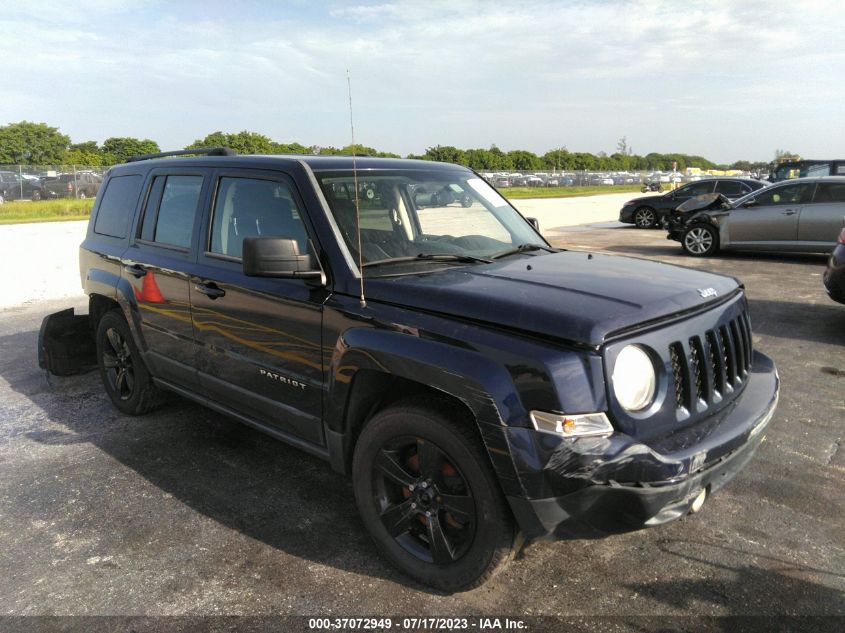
[{"left": 1, "top": 0, "right": 843, "bottom": 161}]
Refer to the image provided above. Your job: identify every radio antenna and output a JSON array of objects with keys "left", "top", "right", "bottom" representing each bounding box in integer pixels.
[{"left": 347, "top": 69, "right": 367, "bottom": 309}]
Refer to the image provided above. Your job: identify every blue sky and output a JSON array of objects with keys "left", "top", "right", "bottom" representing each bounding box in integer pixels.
[{"left": 1, "top": 0, "right": 843, "bottom": 163}]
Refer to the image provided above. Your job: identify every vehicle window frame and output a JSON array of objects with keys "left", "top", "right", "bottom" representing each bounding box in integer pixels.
[
  {"left": 200, "top": 168, "right": 321, "bottom": 270},
  {"left": 93, "top": 173, "right": 145, "bottom": 240},
  {"left": 132, "top": 167, "right": 211, "bottom": 255},
  {"left": 752, "top": 182, "right": 816, "bottom": 207},
  {"left": 809, "top": 181, "right": 845, "bottom": 204}
]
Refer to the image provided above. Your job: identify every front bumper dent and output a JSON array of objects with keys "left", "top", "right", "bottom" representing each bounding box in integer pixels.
[{"left": 506, "top": 352, "right": 779, "bottom": 539}]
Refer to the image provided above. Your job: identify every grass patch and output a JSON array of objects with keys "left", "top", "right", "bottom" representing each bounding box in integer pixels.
[
  {"left": 0, "top": 198, "right": 95, "bottom": 224},
  {"left": 0, "top": 184, "right": 651, "bottom": 224},
  {"left": 503, "top": 184, "right": 647, "bottom": 199}
]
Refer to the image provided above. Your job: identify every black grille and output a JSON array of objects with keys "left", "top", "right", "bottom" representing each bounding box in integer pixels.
[{"left": 670, "top": 311, "right": 752, "bottom": 417}]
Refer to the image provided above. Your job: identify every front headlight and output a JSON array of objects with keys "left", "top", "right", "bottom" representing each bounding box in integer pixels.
[{"left": 612, "top": 345, "right": 657, "bottom": 412}]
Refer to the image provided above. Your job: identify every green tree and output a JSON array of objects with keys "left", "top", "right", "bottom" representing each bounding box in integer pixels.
[
  {"left": 101, "top": 137, "right": 160, "bottom": 164},
  {"left": 62, "top": 140, "right": 101, "bottom": 166},
  {"left": 421, "top": 145, "right": 466, "bottom": 164},
  {"left": 187, "top": 130, "right": 273, "bottom": 155},
  {"left": 0, "top": 121, "right": 70, "bottom": 164},
  {"left": 506, "top": 150, "right": 542, "bottom": 171},
  {"left": 774, "top": 149, "right": 800, "bottom": 161}
]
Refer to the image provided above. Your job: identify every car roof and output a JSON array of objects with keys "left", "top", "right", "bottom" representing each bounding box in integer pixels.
[{"left": 107, "top": 154, "right": 468, "bottom": 175}]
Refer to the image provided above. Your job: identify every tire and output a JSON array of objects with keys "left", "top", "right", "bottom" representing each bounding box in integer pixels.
[
  {"left": 640, "top": 186, "right": 648, "bottom": 193},
  {"left": 657, "top": 185, "right": 664, "bottom": 192},
  {"left": 96, "top": 310, "right": 162, "bottom": 415},
  {"left": 633, "top": 206, "right": 658, "bottom": 229},
  {"left": 79, "top": 192, "right": 87, "bottom": 200},
  {"left": 353, "top": 398, "right": 517, "bottom": 592},
  {"left": 682, "top": 223, "right": 719, "bottom": 257},
  {"left": 31, "top": 190, "right": 41, "bottom": 201}
]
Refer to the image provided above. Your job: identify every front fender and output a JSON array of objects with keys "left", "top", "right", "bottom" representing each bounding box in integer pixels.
[{"left": 328, "top": 327, "right": 527, "bottom": 496}]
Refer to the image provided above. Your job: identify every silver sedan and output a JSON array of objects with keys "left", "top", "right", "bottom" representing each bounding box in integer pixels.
[{"left": 670, "top": 177, "right": 845, "bottom": 257}]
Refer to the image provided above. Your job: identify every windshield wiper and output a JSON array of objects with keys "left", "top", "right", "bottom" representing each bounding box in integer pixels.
[
  {"left": 489, "top": 243, "right": 557, "bottom": 260},
  {"left": 362, "top": 253, "right": 493, "bottom": 269}
]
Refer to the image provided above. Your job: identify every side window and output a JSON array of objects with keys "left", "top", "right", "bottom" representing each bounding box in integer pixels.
[
  {"left": 94, "top": 175, "right": 143, "bottom": 238},
  {"left": 811, "top": 183, "right": 845, "bottom": 204},
  {"left": 803, "top": 163, "right": 830, "bottom": 178},
  {"left": 715, "top": 181, "right": 745, "bottom": 196},
  {"left": 209, "top": 177, "right": 309, "bottom": 259},
  {"left": 754, "top": 183, "right": 814, "bottom": 206},
  {"left": 681, "top": 181, "right": 715, "bottom": 197},
  {"left": 140, "top": 175, "right": 203, "bottom": 248}
]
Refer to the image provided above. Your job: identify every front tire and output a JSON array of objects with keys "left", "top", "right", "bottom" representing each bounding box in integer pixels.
[
  {"left": 633, "top": 206, "right": 658, "bottom": 228},
  {"left": 682, "top": 223, "right": 719, "bottom": 257},
  {"left": 96, "top": 310, "right": 161, "bottom": 415},
  {"left": 353, "top": 399, "right": 516, "bottom": 592}
]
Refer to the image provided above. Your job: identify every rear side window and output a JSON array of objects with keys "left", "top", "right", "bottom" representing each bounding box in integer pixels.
[
  {"left": 140, "top": 175, "right": 203, "bottom": 248},
  {"left": 715, "top": 181, "right": 749, "bottom": 196},
  {"left": 812, "top": 183, "right": 845, "bottom": 203},
  {"left": 94, "top": 175, "right": 143, "bottom": 238}
]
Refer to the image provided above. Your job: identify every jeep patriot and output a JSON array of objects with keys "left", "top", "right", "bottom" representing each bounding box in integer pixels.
[{"left": 39, "top": 149, "right": 779, "bottom": 591}]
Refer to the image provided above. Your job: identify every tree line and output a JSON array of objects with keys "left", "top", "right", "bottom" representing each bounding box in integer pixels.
[{"left": 0, "top": 120, "right": 775, "bottom": 172}]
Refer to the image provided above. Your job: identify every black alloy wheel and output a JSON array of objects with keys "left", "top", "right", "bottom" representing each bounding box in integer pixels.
[
  {"left": 353, "top": 399, "right": 516, "bottom": 592},
  {"left": 96, "top": 310, "right": 162, "bottom": 415},
  {"left": 373, "top": 436, "right": 476, "bottom": 565},
  {"left": 102, "top": 326, "right": 135, "bottom": 401},
  {"left": 634, "top": 206, "right": 657, "bottom": 228}
]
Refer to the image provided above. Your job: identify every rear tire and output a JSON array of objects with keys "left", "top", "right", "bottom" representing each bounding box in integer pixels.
[
  {"left": 682, "top": 223, "right": 719, "bottom": 257},
  {"left": 96, "top": 310, "right": 162, "bottom": 415},
  {"left": 352, "top": 398, "right": 516, "bottom": 592},
  {"left": 633, "top": 206, "right": 658, "bottom": 229},
  {"left": 31, "top": 190, "right": 42, "bottom": 201}
]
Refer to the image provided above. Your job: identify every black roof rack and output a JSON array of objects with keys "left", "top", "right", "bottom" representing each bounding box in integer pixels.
[{"left": 125, "top": 147, "right": 236, "bottom": 163}]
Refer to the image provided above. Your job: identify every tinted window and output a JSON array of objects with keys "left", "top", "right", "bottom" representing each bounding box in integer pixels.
[
  {"left": 677, "top": 181, "right": 714, "bottom": 197},
  {"left": 811, "top": 183, "right": 845, "bottom": 204},
  {"left": 754, "top": 182, "right": 814, "bottom": 206},
  {"left": 209, "top": 177, "right": 308, "bottom": 259},
  {"left": 144, "top": 175, "right": 202, "bottom": 248},
  {"left": 715, "top": 181, "right": 749, "bottom": 196},
  {"left": 94, "top": 175, "right": 142, "bottom": 238}
]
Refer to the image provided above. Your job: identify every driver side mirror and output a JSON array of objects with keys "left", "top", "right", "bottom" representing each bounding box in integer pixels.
[
  {"left": 742, "top": 199, "right": 759, "bottom": 208},
  {"left": 242, "top": 237, "right": 323, "bottom": 280},
  {"left": 526, "top": 217, "right": 540, "bottom": 231}
]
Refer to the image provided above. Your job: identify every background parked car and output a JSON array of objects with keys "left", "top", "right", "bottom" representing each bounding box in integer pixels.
[
  {"left": 667, "top": 177, "right": 845, "bottom": 257},
  {"left": 43, "top": 172, "right": 102, "bottom": 199},
  {"left": 619, "top": 178, "right": 766, "bottom": 228},
  {"left": 0, "top": 171, "right": 45, "bottom": 202},
  {"left": 823, "top": 228, "right": 845, "bottom": 304},
  {"left": 769, "top": 159, "right": 845, "bottom": 182}
]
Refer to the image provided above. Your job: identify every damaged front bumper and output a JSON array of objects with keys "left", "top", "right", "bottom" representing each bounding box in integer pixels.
[{"left": 505, "top": 352, "right": 779, "bottom": 540}]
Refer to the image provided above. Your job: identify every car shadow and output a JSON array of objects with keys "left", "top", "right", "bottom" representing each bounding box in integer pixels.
[
  {"left": 0, "top": 327, "right": 440, "bottom": 594},
  {"left": 748, "top": 299, "right": 845, "bottom": 346},
  {"left": 621, "top": 539, "right": 845, "bottom": 629}
]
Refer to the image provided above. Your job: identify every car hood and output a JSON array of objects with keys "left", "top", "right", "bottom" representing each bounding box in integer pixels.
[{"left": 363, "top": 251, "right": 740, "bottom": 347}]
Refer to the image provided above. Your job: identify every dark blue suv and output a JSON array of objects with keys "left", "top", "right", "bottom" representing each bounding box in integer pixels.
[{"left": 41, "top": 150, "right": 779, "bottom": 591}]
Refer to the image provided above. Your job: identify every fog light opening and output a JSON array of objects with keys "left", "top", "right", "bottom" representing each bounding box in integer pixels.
[{"left": 690, "top": 489, "right": 707, "bottom": 514}]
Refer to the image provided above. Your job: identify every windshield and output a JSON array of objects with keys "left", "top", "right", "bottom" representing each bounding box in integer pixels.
[{"left": 316, "top": 169, "right": 546, "bottom": 274}]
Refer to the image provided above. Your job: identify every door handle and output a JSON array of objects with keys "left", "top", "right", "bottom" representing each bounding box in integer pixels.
[
  {"left": 194, "top": 282, "right": 226, "bottom": 299},
  {"left": 781, "top": 209, "right": 796, "bottom": 215},
  {"left": 124, "top": 264, "right": 147, "bottom": 278}
]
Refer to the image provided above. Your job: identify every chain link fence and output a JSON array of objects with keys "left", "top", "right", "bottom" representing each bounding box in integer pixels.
[{"left": 0, "top": 164, "right": 104, "bottom": 202}]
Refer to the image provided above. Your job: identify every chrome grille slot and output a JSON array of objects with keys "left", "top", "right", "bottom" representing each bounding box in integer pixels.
[
  {"left": 689, "top": 337, "right": 704, "bottom": 404},
  {"left": 706, "top": 330, "right": 725, "bottom": 398},
  {"left": 669, "top": 342, "right": 687, "bottom": 410}
]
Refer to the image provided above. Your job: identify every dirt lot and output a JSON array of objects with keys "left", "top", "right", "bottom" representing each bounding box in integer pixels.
[{"left": 0, "top": 223, "right": 843, "bottom": 629}]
